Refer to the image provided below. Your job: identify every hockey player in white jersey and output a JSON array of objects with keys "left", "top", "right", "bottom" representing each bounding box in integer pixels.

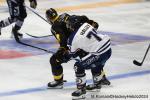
[
  {"left": 0, "top": 0, "right": 37, "bottom": 41},
  {"left": 66, "top": 16, "right": 112, "bottom": 99}
]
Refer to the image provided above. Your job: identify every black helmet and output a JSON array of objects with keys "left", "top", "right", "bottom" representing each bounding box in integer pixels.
[{"left": 46, "top": 8, "right": 58, "bottom": 25}]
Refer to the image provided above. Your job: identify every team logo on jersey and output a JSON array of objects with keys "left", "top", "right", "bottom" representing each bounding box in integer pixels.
[{"left": 80, "top": 24, "right": 90, "bottom": 35}]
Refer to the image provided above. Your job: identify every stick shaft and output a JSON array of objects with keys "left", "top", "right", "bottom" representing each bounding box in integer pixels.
[
  {"left": 141, "top": 43, "right": 150, "bottom": 63},
  {"left": 26, "top": 6, "right": 51, "bottom": 25}
]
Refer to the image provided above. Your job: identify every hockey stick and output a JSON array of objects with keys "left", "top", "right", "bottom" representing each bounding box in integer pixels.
[
  {"left": 26, "top": 6, "right": 51, "bottom": 25},
  {"left": 14, "top": 35, "right": 55, "bottom": 53},
  {"left": 25, "top": 33, "right": 53, "bottom": 38},
  {"left": 25, "top": 6, "right": 54, "bottom": 38},
  {"left": 133, "top": 43, "right": 150, "bottom": 66}
]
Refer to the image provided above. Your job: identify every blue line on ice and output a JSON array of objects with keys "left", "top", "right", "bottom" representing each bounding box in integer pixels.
[{"left": 0, "top": 69, "right": 150, "bottom": 97}]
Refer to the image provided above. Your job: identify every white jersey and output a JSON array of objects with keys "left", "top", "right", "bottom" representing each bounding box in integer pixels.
[{"left": 68, "top": 23, "right": 111, "bottom": 55}]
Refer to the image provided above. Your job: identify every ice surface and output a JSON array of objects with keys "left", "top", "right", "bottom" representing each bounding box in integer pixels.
[{"left": 0, "top": 0, "right": 150, "bottom": 100}]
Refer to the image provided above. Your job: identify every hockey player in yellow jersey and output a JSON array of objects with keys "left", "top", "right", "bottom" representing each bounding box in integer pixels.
[{"left": 45, "top": 8, "right": 110, "bottom": 91}]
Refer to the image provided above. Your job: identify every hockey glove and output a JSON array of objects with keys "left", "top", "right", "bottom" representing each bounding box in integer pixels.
[
  {"left": 55, "top": 47, "right": 71, "bottom": 63},
  {"left": 72, "top": 49, "right": 89, "bottom": 59},
  {"left": 92, "top": 22, "right": 99, "bottom": 30},
  {"left": 29, "top": 0, "right": 37, "bottom": 9},
  {"left": 88, "top": 20, "right": 99, "bottom": 30}
]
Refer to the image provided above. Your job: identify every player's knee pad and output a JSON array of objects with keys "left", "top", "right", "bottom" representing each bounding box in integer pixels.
[
  {"left": 74, "top": 62, "right": 85, "bottom": 77},
  {"left": 91, "top": 63, "right": 104, "bottom": 76},
  {"left": 10, "top": 17, "right": 16, "bottom": 22},
  {"left": 50, "top": 55, "right": 61, "bottom": 66},
  {"left": 17, "top": 15, "right": 26, "bottom": 22},
  {"left": 19, "top": 12, "right": 27, "bottom": 20}
]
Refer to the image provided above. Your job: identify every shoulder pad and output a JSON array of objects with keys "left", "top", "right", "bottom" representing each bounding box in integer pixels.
[{"left": 58, "top": 13, "right": 70, "bottom": 22}]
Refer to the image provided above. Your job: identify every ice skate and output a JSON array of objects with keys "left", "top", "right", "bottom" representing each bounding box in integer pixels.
[
  {"left": 86, "top": 75, "right": 110, "bottom": 91},
  {"left": 86, "top": 83, "right": 101, "bottom": 92},
  {"left": 72, "top": 74, "right": 86, "bottom": 100},
  {"left": 100, "top": 75, "right": 111, "bottom": 85},
  {"left": 11, "top": 27, "right": 23, "bottom": 41},
  {"left": 86, "top": 74, "right": 102, "bottom": 92},
  {"left": 47, "top": 80, "right": 63, "bottom": 89},
  {"left": 72, "top": 88, "right": 86, "bottom": 100}
]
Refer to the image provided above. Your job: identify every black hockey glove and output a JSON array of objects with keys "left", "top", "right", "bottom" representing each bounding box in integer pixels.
[
  {"left": 55, "top": 47, "right": 71, "bottom": 63},
  {"left": 92, "top": 22, "right": 99, "bottom": 30},
  {"left": 88, "top": 20, "right": 99, "bottom": 30},
  {"left": 72, "top": 49, "right": 89, "bottom": 59},
  {"left": 29, "top": 0, "right": 37, "bottom": 9}
]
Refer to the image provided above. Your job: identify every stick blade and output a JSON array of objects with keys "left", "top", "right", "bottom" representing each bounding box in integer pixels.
[{"left": 133, "top": 60, "right": 142, "bottom": 66}]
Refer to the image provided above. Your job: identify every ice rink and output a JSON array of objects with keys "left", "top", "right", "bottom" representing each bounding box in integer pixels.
[{"left": 0, "top": 0, "right": 150, "bottom": 100}]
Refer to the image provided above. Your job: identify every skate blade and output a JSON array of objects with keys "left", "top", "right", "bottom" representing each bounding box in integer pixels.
[
  {"left": 87, "top": 89, "right": 100, "bottom": 92},
  {"left": 72, "top": 94, "right": 85, "bottom": 100},
  {"left": 47, "top": 85, "right": 63, "bottom": 89},
  {"left": 100, "top": 82, "right": 111, "bottom": 86}
]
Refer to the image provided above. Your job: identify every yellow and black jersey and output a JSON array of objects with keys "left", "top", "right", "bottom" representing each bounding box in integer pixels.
[
  {"left": 50, "top": 13, "right": 99, "bottom": 50},
  {"left": 51, "top": 13, "right": 71, "bottom": 49},
  {"left": 67, "top": 15, "right": 99, "bottom": 32}
]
